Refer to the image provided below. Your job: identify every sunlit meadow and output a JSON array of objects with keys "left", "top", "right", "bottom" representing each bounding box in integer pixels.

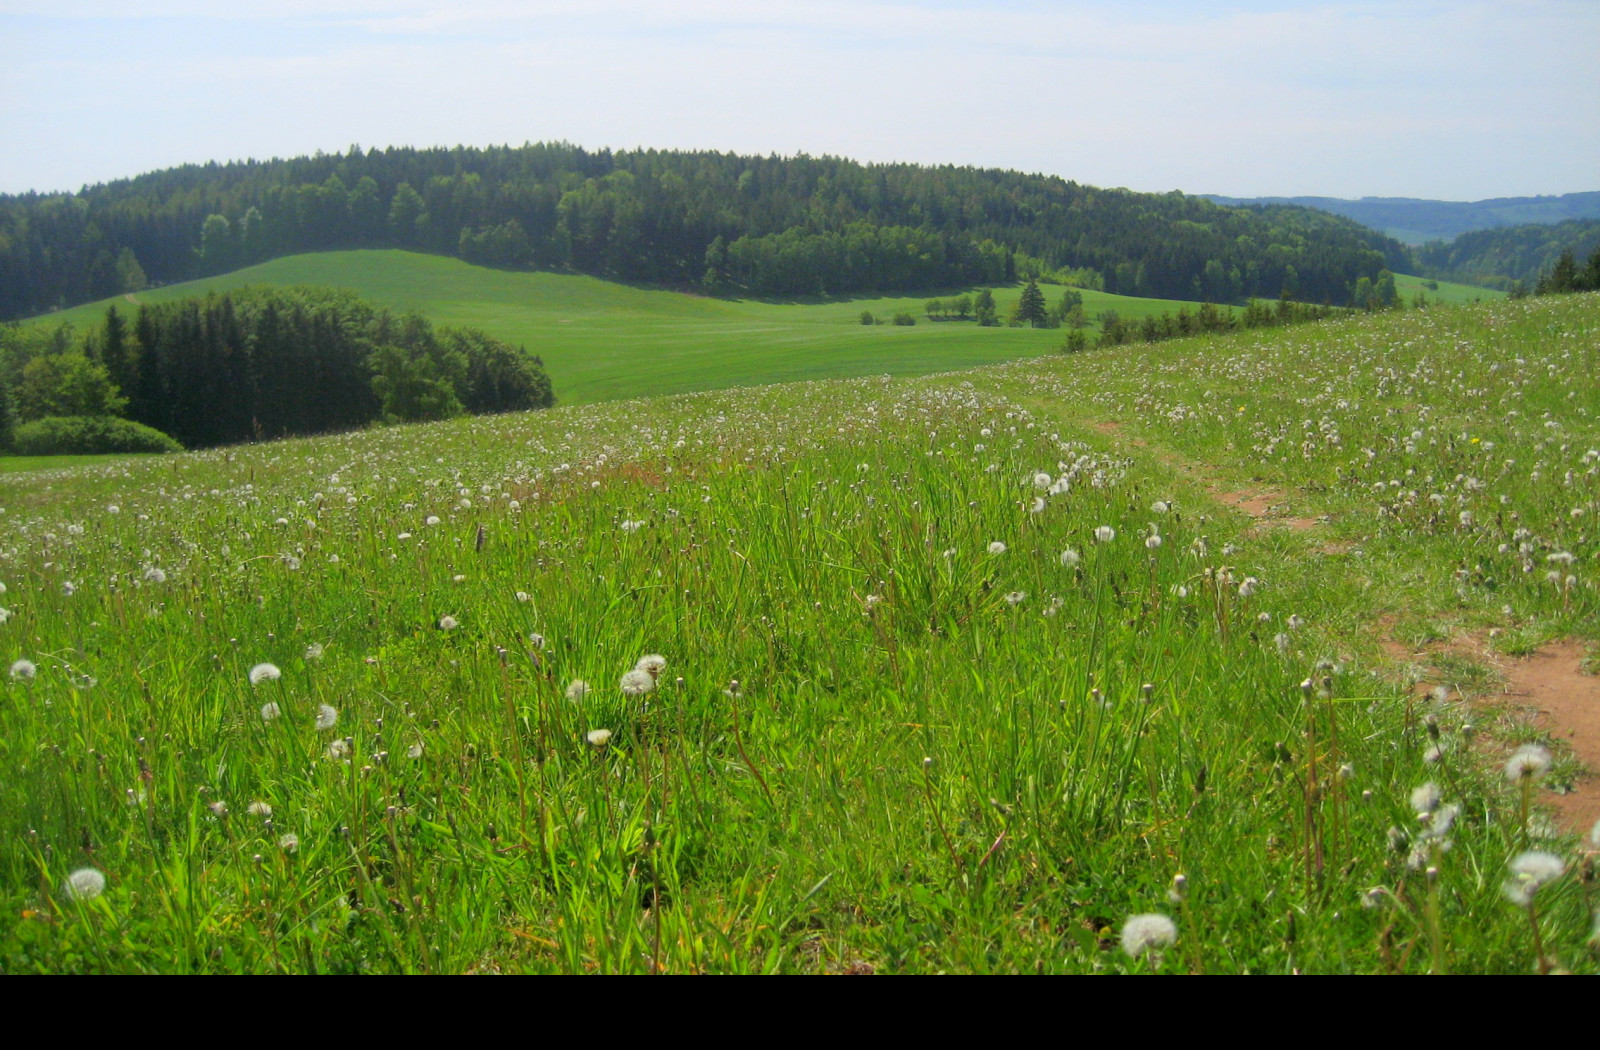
[{"left": 1, "top": 293, "right": 1596, "bottom": 973}]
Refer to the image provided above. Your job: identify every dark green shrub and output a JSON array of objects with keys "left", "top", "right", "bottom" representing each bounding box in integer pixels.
[
  {"left": 859, "top": 310, "right": 875, "bottom": 325},
  {"left": 12, "top": 415, "right": 183, "bottom": 455},
  {"left": 892, "top": 312, "right": 916, "bottom": 326}
]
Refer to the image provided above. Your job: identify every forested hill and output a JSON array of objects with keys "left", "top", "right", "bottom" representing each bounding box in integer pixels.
[
  {"left": 1414, "top": 218, "right": 1600, "bottom": 291},
  {"left": 1, "top": 144, "right": 1410, "bottom": 320},
  {"left": 1204, "top": 191, "right": 1600, "bottom": 245}
]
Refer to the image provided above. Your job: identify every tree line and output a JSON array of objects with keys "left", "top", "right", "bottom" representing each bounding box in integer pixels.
[
  {"left": 1416, "top": 218, "right": 1600, "bottom": 291},
  {"left": 0, "top": 286, "right": 553, "bottom": 452},
  {"left": 0, "top": 144, "right": 1410, "bottom": 319}
]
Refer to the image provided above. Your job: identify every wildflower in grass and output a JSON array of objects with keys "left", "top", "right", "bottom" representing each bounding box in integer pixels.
[
  {"left": 407, "top": 743, "right": 424, "bottom": 759},
  {"left": 1167, "top": 874, "right": 1188, "bottom": 904},
  {"left": 621, "top": 669, "right": 655, "bottom": 696},
  {"left": 1060, "top": 548, "right": 1080, "bottom": 566},
  {"left": 327, "top": 739, "right": 350, "bottom": 760},
  {"left": 248, "top": 663, "right": 281, "bottom": 685},
  {"left": 304, "top": 643, "right": 324, "bottom": 662},
  {"left": 1503, "top": 851, "right": 1564, "bottom": 907},
  {"left": 247, "top": 801, "right": 272, "bottom": 818},
  {"left": 1238, "top": 577, "right": 1259, "bottom": 598},
  {"left": 1120, "top": 913, "right": 1177, "bottom": 958},
  {"left": 620, "top": 520, "right": 645, "bottom": 532},
  {"left": 1145, "top": 533, "right": 1162, "bottom": 550},
  {"left": 1504, "top": 744, "right": 1552, "bottom": 783},
  {"left": 143, "top": 567, "right": 167, "bottom": 583},
  {"left": 208, "top": 801, "right": 228, "bottom": 818},
  {"left": 1029, "top": 497, "right": 1046, "bottom": 514},
  {"left": 1151, "top": 501, "right": 1171, "bottom": 514},
  {"left": 260, "top": 702, "right": 281, "bottom": 721},
  {"left": 64, "top": 867, "right": 106, "bottom": 901},
  {"left": 315, "top": 704, "right": 338, "bottom": 730},
  {"left": 636, "top": 654, "right": 667, "bottom": 679},
  {"left": 1032, "top": 472, "right": 1052, "bottom": 490},
  {"left": 1004, "top": 591, "right": 1026, "bottom": 606},
  {"left": 278, "top": 832, "right": 299, "bottom": 853},
  {"left": 0, "top": 607, "right": 9, "bottom": 623},
  {"left": 565, "top": 679, "right": 590, "bottom": 702},
  {"left": 987, "top": 541, "right": 1007, "bottom": 555},
  {"left": 1274, "top": 632, "right": 1291, "bottom": 653},
  {"left": 425, "top": 515, "right": 441, "bottom": 526},
  {"left": 587, "top": 728, "right": 613, "bottom": 747},
  {"left": 1288, "top": 614, "right": 1305, "bottom": 630},
  {"left": 62, "top": 581, "right": 76, "bottom": 596},
  {"left": 1411, "top": 782, "right": 1441, "bottom": 816},
  {"left": 10, "top": 659, "right": 35, "bottom": 681},
  {"left": 438, "top": 615, "right": 459, "bottom": 630},
  {"left": 515, "top": 591, "right": 531, "bottom": 602}
]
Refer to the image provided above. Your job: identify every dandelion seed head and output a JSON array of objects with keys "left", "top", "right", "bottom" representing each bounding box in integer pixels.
[
  {"left": 260, "top": 701, "right": 281, "bottom": 721},
  {"left": 248, "top": 662, "right": 281, "bottom": 685},
  {"left": 303, "top": 643, "right": 324, "bottom": 662},
  {"left": 248, "top": 801, "right": 272, "bottom": 818},
  {"left": 1410, "top": 782, "right": 1441, "bottom": 816},
  {"left": 315, "top": 704, "right": 338, "bottom": 731},
  {"left": 9, "top": 658, "right": 36, "bottom": 681},
  {"left": 278, "top": 832, "right": 299, "bottom": 853},
  {"left": 586, "top": 728, "right": 613, "bottom": 747},
  {"left": 620, "top": 669, "right": 655, "bottom": 696},
  {"left": 64, "top": 867, "right": 106, "bottom": 901},
  {"left": 636, "top": 654, "right": 667, "bottom": 678},
  {"left": 1120, "top": 913, "right": 1177, "bottom": 958},
  {"left": 437, "top": 615, "right": 459, "bottom": 631},
  {"left": 1094, "top": 525, "right": 1116, "bottom": 543},
  {"left": 565, "top": 679, "right": 590, "bottom": 703},
  {"left": 987, "top": 541, "right": 1007, "bottom": 555},
  {"left": 1059, "top": 548, "right": 1080, "bottom": 566},
  {"left": 1504, "top": 744, "right": 1552, "bottom": 782},
  {"left": 1503, "top": 850, "right": 1565, "bottom": 907}
]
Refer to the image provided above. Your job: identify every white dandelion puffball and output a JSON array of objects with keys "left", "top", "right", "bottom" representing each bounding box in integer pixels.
[
  {"left": 586, "top": 728, "right": 613, "bottom": 747},
  {"left": 247, "top": 801, "right": 273, "bottom": 818},
  {"left": 303, "top": 643, "right": 324, "bottom": 662},
  {"left": 987, "top": 541, "right": 1007, "bottom": 555},
  {"left": 9, "top": 658, "right": 36, "bottom": 681},
  {"left": 1151, "top": 501, "right": 1171, "bottom": 514},
  {"left": 620, "top": 669, "right": 655, "bottom": 696},
  {"left": 278, "top": 832, "right": 300, "bottom": 853},
  {"left": 1032, "top": 472, "right": 1053, "bottom": 490},
  {"left": 1503, "top": 744, "right": 1552, "bottom": 782},
  {"left": 407, "top": 743, "right": 424, "bottom": 759},
  {"left": 1238, "top": 577, "right": 1259, "bottom": 598},
  {"left": 64, "top": 867, "right": 106, "bottom": 901},
  {"left": 248, "top": 663, "right": 281, "bottom": 686},
  {"left": 1503, "top": 851, "right": 1565, "bottom": 907},
  {"left": 425, "top": 515, "right": 441, "bottom": 527},
  {"left": 1145, "top": 534, "right": 1163, "bottom": 550},
  {"left": 1410, "top": 782, "right": 1441, "bottom": 816},
  {"left": 438, "top": 615, "right": 459, "bottom": 631},
  {"left": 636, "top": 654, "right": 667, "bottom": 678},
  {"left": 565, "top": 679, "right": 590, "bottom": 702},
  {"left": 315, "top": 704, "right": 339, "bottom": 731},
  {"left": 260, "top": 701, "right": 281, "bottom": 721},
  {"left": 1120, "top": 913, "right": 1177, "bottom": 957},
  {"left": 1059, "top": 548, "right": 1080, "bottom": 566},
  {"left": 1094, "top": 526, "right": 1116, "bottom": 543}
]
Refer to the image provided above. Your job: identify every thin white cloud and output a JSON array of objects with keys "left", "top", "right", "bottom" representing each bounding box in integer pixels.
[{"left": 2, "top": 1, "right": 1595, "bottom": 197}]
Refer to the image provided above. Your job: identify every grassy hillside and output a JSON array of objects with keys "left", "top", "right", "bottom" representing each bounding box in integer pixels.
[
  {"left": 1392, "top": 272, "right": 1505, "bottom": 305},
  {"left": 1, "top": 292, "right": 1595, "bottom": 973},
  {"left": 35, "top": 250, "right": 1205, "bottom": 405}
]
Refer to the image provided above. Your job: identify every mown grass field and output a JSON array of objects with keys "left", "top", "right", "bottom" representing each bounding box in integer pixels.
[
  {"left": 30, "top": 249, "right": 1403, "bottom": 407},
  {"left": 0, "top": 290, "right": 1592, "bottom": 973}
]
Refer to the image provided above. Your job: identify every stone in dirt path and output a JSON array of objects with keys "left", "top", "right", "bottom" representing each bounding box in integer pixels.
[{"left": 1495, "top": 641, "right": 1600, "bottom": 834}]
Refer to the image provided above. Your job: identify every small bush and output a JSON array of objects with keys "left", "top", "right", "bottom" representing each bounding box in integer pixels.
[
  {"left": 892, "top": 312, "right": 916, "bottom": 326},
  {"left": 12, "top": 415, "right": 184, "bottom": 455},
  {"left": 859, "top": 310, "right": 875, "bottom": 326}
]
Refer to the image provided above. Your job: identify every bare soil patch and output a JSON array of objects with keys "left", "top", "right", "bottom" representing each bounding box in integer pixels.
[{"left": 1495, "top": 641, "right": 1600, "bottom": 832}]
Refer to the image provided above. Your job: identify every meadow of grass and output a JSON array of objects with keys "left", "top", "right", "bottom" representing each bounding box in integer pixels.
[
  {"left": 0, "top": 291, "right": 1594, "bottom": 974},
  {"left": 38, "top": 250, "right": 1235, "bottom": 406},
  {"left": 1392, "top": 272, "right": 1505, "bottom": 306}
]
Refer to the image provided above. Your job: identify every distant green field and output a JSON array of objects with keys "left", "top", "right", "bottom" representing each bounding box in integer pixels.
[
  {"left": 34, "top": 251, "right": 1218, "bottom": 406},
  {"left": 1393, "top": 272, "right": 1504, "bottom": 305},
  {"left": 0, "top": 453, "right": 153, "bottom": 474}
]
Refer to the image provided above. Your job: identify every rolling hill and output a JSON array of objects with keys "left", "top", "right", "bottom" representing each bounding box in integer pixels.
[{"left": 1205, "top": 191, "right": 1600, "bottom": 246}]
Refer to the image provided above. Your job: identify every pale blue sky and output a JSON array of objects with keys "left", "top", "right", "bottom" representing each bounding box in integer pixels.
[{"left": 2, "top": 1, "right": 1595, "bottom": 199}]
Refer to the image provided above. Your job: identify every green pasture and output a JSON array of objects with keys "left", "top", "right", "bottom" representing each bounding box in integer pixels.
[
  {"left": 0, "top": 292, "right": 1595, "bottom": 973},
  {"left": 1393, "top": 271, "right": 1504, "bottom": 305},
  {"left": 36, "top": 251, "right": 1209, "bottom": 406}
]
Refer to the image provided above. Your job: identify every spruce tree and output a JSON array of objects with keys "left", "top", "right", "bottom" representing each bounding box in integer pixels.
[{"left": 1016, "top": 280, "right": 1047, "bottom": 327}]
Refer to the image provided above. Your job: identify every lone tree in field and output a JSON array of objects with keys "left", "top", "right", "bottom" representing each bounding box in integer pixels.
[{"left": 1016, "top": 280, "right": 1048, "bottom": 328}]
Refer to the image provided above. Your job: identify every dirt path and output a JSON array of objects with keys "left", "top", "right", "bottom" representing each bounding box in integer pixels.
[{"left": 1495, "top": 641, "right": 1600, "bottom": 833}]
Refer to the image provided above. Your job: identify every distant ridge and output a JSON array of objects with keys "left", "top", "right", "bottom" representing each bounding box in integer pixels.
[{"left": 1203, "top": 192, "right": 1600, "bottom": 245}]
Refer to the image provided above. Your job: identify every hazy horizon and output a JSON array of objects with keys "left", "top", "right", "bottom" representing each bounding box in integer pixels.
[{"left": 4, "top": 1, "right": 1597, "bottom": 200}]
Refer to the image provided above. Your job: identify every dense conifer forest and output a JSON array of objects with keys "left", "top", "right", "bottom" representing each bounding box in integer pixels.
[
  {"left": 0, "top": 144, "right": 1411, "bottom": 319},
  {"left": 1415, "top": 219, "right": 1600, "bottom": 291}
]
